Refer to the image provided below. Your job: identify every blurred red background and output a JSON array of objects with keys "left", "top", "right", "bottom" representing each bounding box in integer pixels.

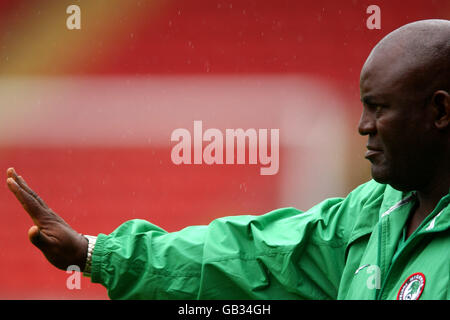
[{"left": 0, "top": 0, "right": 448, "bottom": 299}]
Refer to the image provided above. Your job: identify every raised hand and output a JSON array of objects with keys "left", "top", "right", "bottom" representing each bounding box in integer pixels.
[{"left": 6, "top": 168, "right": 88, "bottom": 271}]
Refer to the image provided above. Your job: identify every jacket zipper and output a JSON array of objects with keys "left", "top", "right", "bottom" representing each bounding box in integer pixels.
[{"left": 375, "top": 194, "right": 415, "bottom": 300}]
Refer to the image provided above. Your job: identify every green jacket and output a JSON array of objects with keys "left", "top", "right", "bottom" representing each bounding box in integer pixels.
[{"left": 90, "top": 180, "right": 450, "bottom": 300}]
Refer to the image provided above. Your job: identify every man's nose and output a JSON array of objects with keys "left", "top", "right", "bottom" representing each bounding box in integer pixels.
[{"left": 358, "top": 109, "right": 376, "bottom": 136}]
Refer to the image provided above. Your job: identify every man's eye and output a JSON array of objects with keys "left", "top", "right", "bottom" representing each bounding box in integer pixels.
[
  {"left": 373, "top": 105, "right": 384, "bottom": 116},
  {"left": 362, "top": 103, "right": 385, "bottom": 116}
]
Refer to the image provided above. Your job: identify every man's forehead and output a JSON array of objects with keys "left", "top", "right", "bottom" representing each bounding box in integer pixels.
[{"left": 359, "top": 57, "right": 406, "bottom": 100}]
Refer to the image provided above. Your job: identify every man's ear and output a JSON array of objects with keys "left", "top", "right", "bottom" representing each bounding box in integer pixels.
[{"left": 432, "top": 90, "right": 450, "bottom": 129}]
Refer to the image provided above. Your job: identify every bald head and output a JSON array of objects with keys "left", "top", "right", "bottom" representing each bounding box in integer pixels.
[{"left": 362, "top": 19, "right": 450, "bottom": 99}]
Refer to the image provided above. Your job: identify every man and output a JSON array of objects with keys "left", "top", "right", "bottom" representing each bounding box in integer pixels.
[{"left": 6, "top": 19, "right": 450, "bottom": 300}]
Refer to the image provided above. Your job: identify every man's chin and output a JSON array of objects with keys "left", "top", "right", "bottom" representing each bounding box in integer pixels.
[
  {"left": 370, "top": 166, "right": 416, "bottom": 191},
  {"left": 370, "top": 165, "right": 390, "bottom": 184}
]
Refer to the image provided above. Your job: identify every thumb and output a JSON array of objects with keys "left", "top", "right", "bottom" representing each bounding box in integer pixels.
[{"left": 28, "top": 225, "right": 47, "bottom": 249}]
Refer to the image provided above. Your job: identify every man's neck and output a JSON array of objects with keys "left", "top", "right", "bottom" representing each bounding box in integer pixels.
[
  {"left": 416, "top": 172, "right": 450, "bottom": 214},
  {"left": 406, "top": 172, "right": 450, "bottom": 239}
]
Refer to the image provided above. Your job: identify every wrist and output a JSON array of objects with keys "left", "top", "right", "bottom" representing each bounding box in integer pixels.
[{"left": 81, "top": 235, "right": 97, "bottom": 277}]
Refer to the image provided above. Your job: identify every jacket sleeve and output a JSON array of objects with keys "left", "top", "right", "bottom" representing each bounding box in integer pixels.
[{"left": 90, "top": 181, "right": 381, "bottom": 300}]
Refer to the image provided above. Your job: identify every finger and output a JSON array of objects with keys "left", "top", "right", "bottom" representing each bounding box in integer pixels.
[
  {"left": 6, "top": 167, "right": 14, "bottom": 178},
  {"left": 7, "top": 168, "right": 49, "bottom": 208},
  {"left": 17, "top": 175, "right": 49, "bottom": 209},
  {"left": 7, "top": 178, "right": 45, "bottom": 226}
]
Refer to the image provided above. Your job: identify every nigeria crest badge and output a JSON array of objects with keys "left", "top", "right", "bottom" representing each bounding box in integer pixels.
[{"left": 397, "top": 273, "right": 425, "bottom": 300}]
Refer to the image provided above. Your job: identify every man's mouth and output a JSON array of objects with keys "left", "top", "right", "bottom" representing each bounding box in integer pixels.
[
  {"left": 365, "top": 149, "right": 383, "bottom": 159},
  {"left": 365, "top": 146, "right": 383, "bottom": 160}
]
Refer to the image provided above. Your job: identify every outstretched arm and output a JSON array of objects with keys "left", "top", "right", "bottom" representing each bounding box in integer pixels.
[{"left": 6, "top": 168, "right": 88, "bottom": 271}]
